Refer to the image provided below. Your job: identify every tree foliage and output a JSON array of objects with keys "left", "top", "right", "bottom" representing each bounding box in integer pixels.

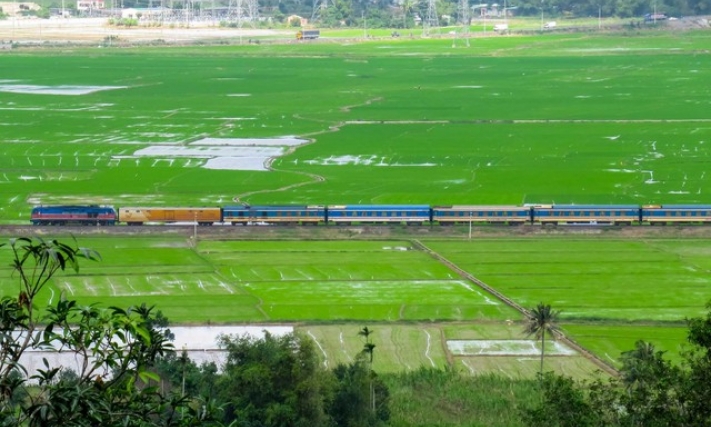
[
  {"left": 210, "top": 330, "right": 389, "bottom": 427},
  {"left": 0, "top": 238, "right": 390, "bottom": 426},
  {"left": 0, "top": 237, "right": 221, "bottom": 426},
  {"left": 522, "top": 300, "right": 711, "bottom": 427},
  {"left": 330, "top": 358, "right": 390, "bottom": 427},
  {"left": 216, "top": 331, "right": 332, "bottom": 427}
]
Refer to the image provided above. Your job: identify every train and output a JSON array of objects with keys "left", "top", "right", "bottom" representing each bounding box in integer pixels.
[{"left": 28, "top": 204, "right": 711, "bottom": 226}]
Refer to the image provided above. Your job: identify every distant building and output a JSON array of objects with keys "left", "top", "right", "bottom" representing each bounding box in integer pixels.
[
  {"left": 287, "top": 14, "right": 308, "bottom": 27},
  {"left": 76, "top": 0, "right": 104, "bottom": 11}
]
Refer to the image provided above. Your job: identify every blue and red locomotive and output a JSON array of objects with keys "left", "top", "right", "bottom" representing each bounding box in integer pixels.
[{"left": 31, "top": 205, "right": 117, "bottom": 226}]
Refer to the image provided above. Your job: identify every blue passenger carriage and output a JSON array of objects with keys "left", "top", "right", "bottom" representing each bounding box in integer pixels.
[
  {"left": 432, "top": 205, "right": 532, "bottom": 225},
  {"left": 532, "top": 205, "right": 641, "bottom": 225},
  {"left": 642, "top": 205, "right": 711, "bottom": 225},
  {"left": 222, "top": 205, "right": 326, "bottom": 225},
  {"left": 326, "top": 205, "right": 431, "bottom": 225},
  {"left": 30, "top": 205, "right": 117, "bottom": 226}
]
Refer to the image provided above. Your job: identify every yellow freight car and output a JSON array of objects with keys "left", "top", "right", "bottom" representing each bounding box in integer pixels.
[{"left": 118, "top": 207, "right": 221, "bottom": 225}]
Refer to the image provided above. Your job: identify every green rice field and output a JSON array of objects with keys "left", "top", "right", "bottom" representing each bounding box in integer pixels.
[
  {"left": 3, "top": 30, "right": 711, "bottom": 376},
  {"left": 2, "top": 234, "right": 708, "bottom": 375},
  {"left": 426, "top": 238, "right": 711, "bottom": 322},
  {"left": 1, "top": 31, "right": 711, "bottom": 221}
]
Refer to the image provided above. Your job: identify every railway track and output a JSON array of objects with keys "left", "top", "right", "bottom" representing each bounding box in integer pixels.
[{"left": 5, "top": 224, "right": 711, "bottom": 239}]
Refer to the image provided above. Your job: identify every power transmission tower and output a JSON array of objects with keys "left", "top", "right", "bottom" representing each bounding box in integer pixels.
[
  {"left": 453, "top": 0, "right": 470, "bottom": 46},
  {"left": 422, "top": 0, "right": 438, "bottom": 37},
  {"left": 228, "top": 0, "right": 258, "bottom": 27}
]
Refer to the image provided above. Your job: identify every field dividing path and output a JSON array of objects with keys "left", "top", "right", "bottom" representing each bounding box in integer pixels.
[{"left": 411, "top": 240, "right": 619, "bottom": 377}]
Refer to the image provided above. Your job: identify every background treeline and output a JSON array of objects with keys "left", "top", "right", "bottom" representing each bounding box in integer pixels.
[{"left": 32, "top": 0, "right": 711, "bottom": 27}]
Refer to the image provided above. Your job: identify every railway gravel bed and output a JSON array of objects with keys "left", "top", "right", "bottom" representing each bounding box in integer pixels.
[{"left": 5, "top": 224, "right": 711, "bottom": 240}]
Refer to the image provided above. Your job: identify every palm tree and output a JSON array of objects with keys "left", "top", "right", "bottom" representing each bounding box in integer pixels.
[
  {"left": 523, "top": 302, "right": 560, "bottom": 375},
  {"left": 358, "top": 326, "right": 376, "bottom": 413},
  {"left": 358, "top": 326, "right": 376, "bottom": 363}
]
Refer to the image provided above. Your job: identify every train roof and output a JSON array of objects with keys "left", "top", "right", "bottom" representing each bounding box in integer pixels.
[
  {"left": 32, "top": 205, "right": 113, "bottom": 208},
  {"left": 118, "top": 206, "right": 220, "bottom": 210},
  {"left": 223, "top": 205, "right": 325, "bottom": 209},
  {"left": 653, "top": 205, "right": 711, "bottom": 209},
  {"left": 32, "top": 205, "right": 115, "bottom": 210},
  {"left": 433, "top": 205, "right": 529, "bottom": 209},
  {"left": 327, "top": 205, "right": 430, "bottom": 209},
  {"left": 546, "top": 204, "right": 640, "bottom": 209}
]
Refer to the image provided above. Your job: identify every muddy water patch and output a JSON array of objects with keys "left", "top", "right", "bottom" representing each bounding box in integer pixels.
[
  {"left": 447, "top": 339, "right": 577, "bottom": 356},
  {"left": 0, "top": 85, "right": 127, "bottom": 95},
  {"left": 113, "top": 137, "right": 308, "bottom": 171}
]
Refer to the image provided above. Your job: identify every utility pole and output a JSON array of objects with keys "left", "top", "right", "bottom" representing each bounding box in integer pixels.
[{"left": 363, "top": 11, "right": 366, "bottom": 38}]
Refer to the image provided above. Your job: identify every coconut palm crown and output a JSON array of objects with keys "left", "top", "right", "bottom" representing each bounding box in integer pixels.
[{"left": 523, "top": 302, "right": 561, "bottom": 375}]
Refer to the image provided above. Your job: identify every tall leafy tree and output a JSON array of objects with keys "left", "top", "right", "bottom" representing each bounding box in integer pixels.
[
  {"left": 216, "top": 332, "right": 332, "bottom": 427},
  {"left": 522, "top": 300, "right": 711, "bottom": 427},
  {"left": 523, "top": 302, "right": 560, "bottom": 375},
  {"left": 0, "top": 237, "right": 222, "bottom": 426},
  {"left": 330, "top": 358, "right": 390, "bottom": 427}
]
